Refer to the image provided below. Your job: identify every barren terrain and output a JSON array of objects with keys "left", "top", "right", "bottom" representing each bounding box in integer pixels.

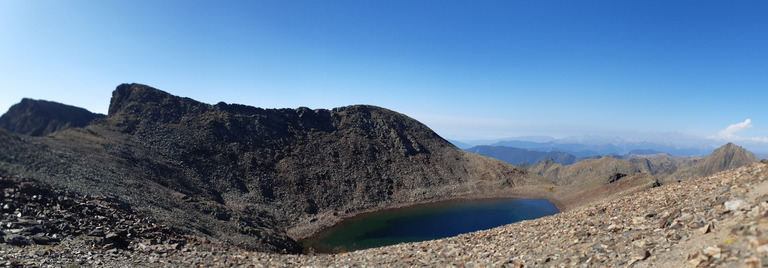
[{"left": 4, "top": 162, "right": 766, "bottom": 267}]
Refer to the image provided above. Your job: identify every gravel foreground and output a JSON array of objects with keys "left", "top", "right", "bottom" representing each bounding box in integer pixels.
[{"left": 3, "top": 162, "right": 768, "bottom": 267}]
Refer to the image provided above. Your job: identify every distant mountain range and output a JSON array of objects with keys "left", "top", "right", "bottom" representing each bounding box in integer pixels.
[
  {"left": 451, "top": 136, "right": 718, "bottom": 157},
  {"left": 465, "top": 145, "right": 579, "bottom": 166}
]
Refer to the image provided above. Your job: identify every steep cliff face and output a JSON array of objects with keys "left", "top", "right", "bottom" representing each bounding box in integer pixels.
[
  {"left": 0, "top": 83, "right": 540, "bottom": 253},
  {"left": 0, "top": 98, "right": 105, "bottom": 136}
]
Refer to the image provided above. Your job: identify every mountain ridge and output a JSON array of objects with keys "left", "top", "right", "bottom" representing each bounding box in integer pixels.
[
  {"left": 0, "top": 83, "right": 761, "bottom": 257},
  {"left": 0, "top": 98, "right": 105, "bottom": 136},
  {"left": 492, "top": 138, "right": 715, "bottom": 157},
  {"left": 0, "top": 83, "right": 545, "bottom": 253},
  {"left": 465, "top": 145, "right": 578, "bottom": 165}
]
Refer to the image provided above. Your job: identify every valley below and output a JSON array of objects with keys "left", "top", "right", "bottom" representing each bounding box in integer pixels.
[{"left": 1, "top": 83, "right": 767, "bottom": 267}]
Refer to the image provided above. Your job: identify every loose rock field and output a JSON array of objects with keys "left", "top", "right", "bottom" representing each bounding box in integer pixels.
[{"left": 3, "top": 162, "right": 768, "bottom": 267}]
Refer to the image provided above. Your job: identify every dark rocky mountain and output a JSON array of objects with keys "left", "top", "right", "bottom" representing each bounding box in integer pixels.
[
  {"left": 0, "top": 98, "right": 105, "bottom": 136},
  {"left": 465, "top": 145, "right": 578, "bottom": 165},
  {"left": 0, "top": 83, "right": 543, "bottom": 253}
]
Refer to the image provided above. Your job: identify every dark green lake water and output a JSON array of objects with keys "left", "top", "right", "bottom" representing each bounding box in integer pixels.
[{"left": 300, "top": 198, "right": 559, "bottom": 253}]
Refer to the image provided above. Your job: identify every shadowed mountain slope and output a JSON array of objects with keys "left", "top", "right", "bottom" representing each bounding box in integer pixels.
[
  {"left": 0, "top": 83, "right": 543, "bottom": 253},
  {"left": 0, "top": 98, "right": 105, "bottom": 136}
]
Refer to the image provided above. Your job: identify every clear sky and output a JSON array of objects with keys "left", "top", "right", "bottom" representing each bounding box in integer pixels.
[{"left": 2, "top": 1, "right": 767, "bottom": 150}]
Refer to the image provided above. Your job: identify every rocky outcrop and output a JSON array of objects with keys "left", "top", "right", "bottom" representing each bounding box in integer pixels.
[
  {"left": 0, "top": 83, "right": 542, "bottom": 253},
  {"left": 0, "top": 98, "right": 104, "bottom": 136}
]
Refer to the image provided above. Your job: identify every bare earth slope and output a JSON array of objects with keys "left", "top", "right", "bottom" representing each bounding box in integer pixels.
[{"left": 0, "top": 83, "right": 545, "bottom": 253}]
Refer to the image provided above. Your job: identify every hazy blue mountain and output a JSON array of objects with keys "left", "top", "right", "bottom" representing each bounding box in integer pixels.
[
  {"left": 489, "top": 137, "right": 715, "bottom": 157},
  {"left": 447, "top": 139, "right": 473, "bottom": 149},
  {"left": 465, "top": 145, "right": 578, "bottom": 165}
]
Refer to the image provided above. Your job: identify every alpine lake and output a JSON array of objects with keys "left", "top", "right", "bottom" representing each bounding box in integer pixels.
[{"left": 300, "top": 198, "right": 559, "bottom": 253}]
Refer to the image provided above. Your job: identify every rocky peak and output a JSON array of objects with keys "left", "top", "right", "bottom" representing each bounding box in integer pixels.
[
  {"left": 108, "top": 83, "right": 168, "bottom": 116},
  {"left": 692, "top": 143, "right": 759, "bottom": 176},
  {"left": 0, "top": 98, "right": 104, "bottom": 136},
  {"left": 108, "top": 83, "right": 207, "bottom": 117},
  {"left": 105, "top": 84, "right": 212, "bottom": 134}
]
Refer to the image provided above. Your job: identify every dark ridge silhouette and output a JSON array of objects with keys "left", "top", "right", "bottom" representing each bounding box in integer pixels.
[{"left": 0, "top": 98, "right": 104, "bottom": 136}]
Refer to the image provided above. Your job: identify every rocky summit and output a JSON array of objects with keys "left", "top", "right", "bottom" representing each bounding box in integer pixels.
[{"left": 0, "top": 83, "right": 764, "bottom": 266}]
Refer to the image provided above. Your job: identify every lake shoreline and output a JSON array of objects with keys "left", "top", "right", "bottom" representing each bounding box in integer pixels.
[{"left": 289, "top": 185, "right": 568, "bottom": 246}]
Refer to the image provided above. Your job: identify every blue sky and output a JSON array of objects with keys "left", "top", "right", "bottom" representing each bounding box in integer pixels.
[{"left": 2, "top": 1, "right": 767, "bottom": 151}]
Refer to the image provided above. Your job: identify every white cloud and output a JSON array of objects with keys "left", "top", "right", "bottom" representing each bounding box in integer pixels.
[
  {"left": 711, "top": 119, "right": 768, "bottom": 143},
  {"left": 718, "top": 119, "right": 753, "bottom": 139}
]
